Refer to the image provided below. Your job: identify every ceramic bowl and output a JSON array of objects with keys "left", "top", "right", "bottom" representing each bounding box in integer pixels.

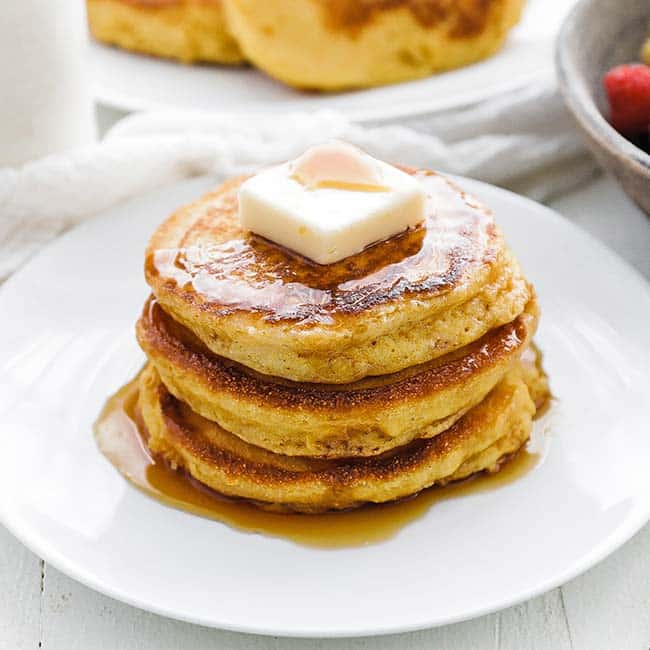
[{"left": 557, "top": 0, "right": 650, "bottom": 214}]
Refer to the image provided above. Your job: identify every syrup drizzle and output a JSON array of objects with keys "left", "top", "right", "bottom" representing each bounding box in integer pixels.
[
  {"left": 95, "top": 375, "right": 545, "bottom": 548},
  {"left": 149, "top": 172, "right": 497, "bottom": 323}
]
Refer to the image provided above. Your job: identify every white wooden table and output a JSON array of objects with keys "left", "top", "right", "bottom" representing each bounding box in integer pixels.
[{"left": 2, "top": 109, "right": 650, "bottom": 648}]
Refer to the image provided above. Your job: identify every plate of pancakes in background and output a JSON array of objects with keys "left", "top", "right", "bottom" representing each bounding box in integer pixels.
[
  {"left": 88, "top": 0, "right": 578, "bottom": 118},
  {"left": 1, "top": 152, "right": 650, "bottom": 637}
]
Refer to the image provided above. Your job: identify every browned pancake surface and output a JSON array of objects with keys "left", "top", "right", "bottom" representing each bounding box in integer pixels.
[
  {"left": 139, "top": 362, "right": 541, "bottom": 511},
  {"left": 139, "top": 295, "right": 534, "bottom": 409},
  {"left": 322, "top": 0, "right": 498, "bottom": 37},
  {"left": 146, "top": 168, "right": 500, "bottom": 324}
]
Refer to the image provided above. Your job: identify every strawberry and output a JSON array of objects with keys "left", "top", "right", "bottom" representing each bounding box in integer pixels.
[{"left": 603, "top": 63, "right": 650, "bottom": 135}]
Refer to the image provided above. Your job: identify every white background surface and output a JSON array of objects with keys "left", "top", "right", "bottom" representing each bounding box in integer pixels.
[{"left": 2, "top": 111, "right": 650, "bottom": 649}]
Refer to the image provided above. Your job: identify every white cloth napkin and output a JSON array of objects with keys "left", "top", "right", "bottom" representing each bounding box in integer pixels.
[{"left": 0, "top": 81, "right": 597, "bottom": 282}]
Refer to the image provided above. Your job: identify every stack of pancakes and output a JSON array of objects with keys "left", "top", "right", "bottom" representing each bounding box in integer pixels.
[
  {"left": 87, "top": 0, "right": 524, "bottom": 89},
  {"left": 135, "top": 167, "right": 548, "bottom": 513}
]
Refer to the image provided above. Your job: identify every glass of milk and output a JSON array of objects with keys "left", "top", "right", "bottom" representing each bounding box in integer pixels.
[{"left": 0, "top": 0, "right": 96, "bottom": 167}]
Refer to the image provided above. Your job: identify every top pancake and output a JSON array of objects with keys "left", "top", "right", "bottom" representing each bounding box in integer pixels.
[{"left": 146, "top": 168, "right": 530, "bottom": 383}]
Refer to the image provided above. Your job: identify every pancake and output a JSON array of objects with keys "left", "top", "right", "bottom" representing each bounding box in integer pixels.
[
  {"left": 137, "top": 358, "right": 542, "bottom": 513},
  {"left": 137, "top": 294, "right": 538, "bottom": 457},
  {"left": 221, "top": 0, "right": 524, "bottom": 89},
  {"left": 518, "top": 344, "right": 550, "bottom": 410},
  {"left": 87, "top": 0, "right": 244, "bottom": 64},
  {"left": 146, "top": 168, "right": 532, "bottom": 383}
]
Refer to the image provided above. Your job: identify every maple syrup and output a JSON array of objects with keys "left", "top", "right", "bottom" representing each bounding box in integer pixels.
[
  {"left": 148, "top": 172, "right": 497, "bottom": 324},
  {"left": 95, "top": 375, "right": 545, "bottom": 548}
]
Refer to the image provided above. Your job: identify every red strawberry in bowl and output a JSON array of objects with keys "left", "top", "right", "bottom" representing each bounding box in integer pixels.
[{"left": 603, "top": 63, "right": 650, "bottom": 136}]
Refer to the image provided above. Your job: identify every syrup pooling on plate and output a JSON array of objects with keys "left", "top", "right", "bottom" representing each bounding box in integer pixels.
[
  {"left": 148, "top": 171, "right": 499, "bottom": 323},
  {"left": 95, "top": 373, "right": 545, "bottom": 548}
]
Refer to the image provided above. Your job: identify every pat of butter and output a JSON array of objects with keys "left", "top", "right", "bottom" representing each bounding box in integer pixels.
[{"left": 238, "top": 143, "right": 426, "bottom": 264}]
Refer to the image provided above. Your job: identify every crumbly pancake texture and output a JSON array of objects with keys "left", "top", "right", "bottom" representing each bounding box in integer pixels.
[
  {"left": 137, "top": 295, "right": 539, "bottom": 457},
  {"left": 87, "top": 0, "right": 244, "bottom": 64},
  {"left": 145, "top": 168, "right": 531, "bottom": 384},
  {"left": 138, "top": 358, "right": 542, "bottom": 513},
  {"left": 221, "top": 0, "right": 524, "bottom": 89}
]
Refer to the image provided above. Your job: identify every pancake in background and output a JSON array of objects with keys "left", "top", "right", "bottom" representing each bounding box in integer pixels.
[
  {"left": 87, "top": 0, "right": 244, "bottom": 64},
  {"left": 222, "top": 0, "right": 524, "bottom": 89}
]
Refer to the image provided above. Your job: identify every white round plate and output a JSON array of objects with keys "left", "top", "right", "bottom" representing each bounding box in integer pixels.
[
  {"left": 1, "top": 175, "right": 650, "bottom": 638},
  {"left": 91, "top": 0, "right": 576, "bottom": 119}
]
